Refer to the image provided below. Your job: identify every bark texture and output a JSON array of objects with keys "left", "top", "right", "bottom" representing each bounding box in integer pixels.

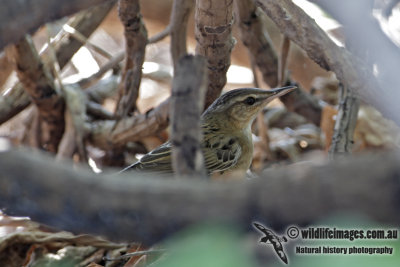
[
  {"left": 170, "top": 55, "right": 207, "bottom": 177},
  {"left": 195, "top": 0, "right": 235, "bottom": 109},
  {"left": 170, "top": 0, "right": 195, "bottom": 68},
  {"left": 116, "top": 0, "right": 148, "bottom": 117},
  {"left": 329, "top": 85, "right": 360, "bottom": 156},
  {"left": 14, "top": 37, "right": 65, "bottom": 152},
  {"left": 235, "top": 0, "right": 278, "bottom": 87}
]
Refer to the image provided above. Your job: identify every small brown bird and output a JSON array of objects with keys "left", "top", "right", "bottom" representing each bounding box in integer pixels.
[{"left": 121, "top": 86, "right": 296, "bottom": 177}]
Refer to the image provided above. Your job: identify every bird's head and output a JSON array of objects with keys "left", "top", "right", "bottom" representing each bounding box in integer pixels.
[{"left": 203, "top": 86, "right": 296, "bottom": 130}]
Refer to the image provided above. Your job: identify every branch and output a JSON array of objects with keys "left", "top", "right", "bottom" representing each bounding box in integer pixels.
[
  {"left": 0, "top": 47, "right": 14, "bottom": 88},
  {"left": 89, "top": 99, "right": 169, "bottom": 149},
  {"left": 148, "top": 25, "right": 171, "bottom": 44},
  {"left": 14, "top": 36, "right": 65, "bottom": 152},
  {"left": 309, "top": 0, "right": 400, "bottom": 124},
  {"left": 195, "top": 0, "right": 235, "bottom": 109},
  {"left": 170, "top": 55, "right": 207, "bottom": 177},
  {"left": 329, "top": 84, "right": 359, "bottom": 156},
  {"left": 235, "top": 0, "right": 278, "bottom": 87},
  {"left": 0, "top": 149, "right": 399, "bottom": 245},
  {"left": 77, "top": 51, "right": 124, "bottom": 89},
  {"left": 255, "top": 0, "right": 400, "bottom": 124},
  {"left": 0, "top": 3, "right": 115, "bottom": 126},
  {"left": 0, "top": 0, "right": 115, "bottom": 50},
  {"left": 0, "top": 84, "right": 31, "bottom": 125},
  {"left": 53, "top": 1, "right": 116, "bottom": 70},
  {"left": 170, "top": 0, "right": 194, "bottom": 68},
  {"left": 85, "top": 75, "right": 120, "bottom": 103},
  {"left": 60, "top": 84, "right": 88, "bottom": 161},
  {"left": 116, "top": 0, "right": 147, "bottom": 117}
]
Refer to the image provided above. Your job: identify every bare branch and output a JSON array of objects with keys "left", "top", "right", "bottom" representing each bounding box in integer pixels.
[
  {"left": 235, "top": 0, "right": 278, "bottom": 87},
  {"left": 61, "top": 84, "right": 88, "bottom": 161},
  {"left": 0, "top": 47, "right": 14, "bottom": 88},
  {"left": 86, "top": 101, "right": 115, "bottom": 120},
  {"left": 56, "top": 111, "right": 77, "bottom": 160},
  {"left": 77, "top": 51, "right": 124, "bottom": 89},
  {"left": 170, "top": 0, "right": 195, "bottom": 68},
  {"left": 148, "top": 25, "right": 171, "bottom": 44},
  {"left": 0, "top": 0, "right": 116, "bottom": 50},
  {"left": 329, "top": 85, "right": 359, "bottom": 156},
  {"left": 85, "top": 75, "right": 120, "bottom": 103},
  {"left": 255, "top": 0, "right": 400, "bottom": 124},
  {"left": 0, "top": 149, "right": 399, "bottom": 244},
  {"left": 195, "top": 0, "right": 235, "bottom": 109},
  {"left": 170, "top": 55, "right": 207, "bottom": 177},
  {"left": 54, "top": 1, "right": 116, "bottom": 70},
  {"left": 0, "top": 3, "right": 115, "bottom": 126},
  {"left": 278, "top": 36, "right": 290, "bottom": 87},
  {"left": 89, "top": 99, "right": 169, "bottom": 149},
  {"left": 116, "top": 0, "right": 148, "bottom": 117},
  {"left": 0, "top": 84, "right": 31, "bottom": 125},
  {"left": 14, "top": 36, "right": 65, "bottom": 152}
]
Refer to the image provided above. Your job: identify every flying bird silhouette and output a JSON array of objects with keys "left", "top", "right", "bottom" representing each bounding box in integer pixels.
[{"left": 253, "top": 222, "right": 288, "bottom": 264}]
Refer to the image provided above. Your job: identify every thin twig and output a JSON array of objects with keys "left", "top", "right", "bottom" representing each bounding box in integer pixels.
[
  {"left": 62, "top": 24, "right": 113, "bottom": 59},
  {"left": 78, "top": 51, "right": 124, "bottom": 89},
  {"left": 148, "top": 25, "right": 171, "bottom": 44},
  {"left": 278, "top": 36, "right": 290, "bottom": 87}
]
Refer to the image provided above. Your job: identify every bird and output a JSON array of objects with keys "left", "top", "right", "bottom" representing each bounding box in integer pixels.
[{"left": 120, "top": 86, "right": 296, "bottom": 177}]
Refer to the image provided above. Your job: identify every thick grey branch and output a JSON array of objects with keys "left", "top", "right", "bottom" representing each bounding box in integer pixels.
[{"left": 0, "top": 149, "right": 399, "bottom": 244}]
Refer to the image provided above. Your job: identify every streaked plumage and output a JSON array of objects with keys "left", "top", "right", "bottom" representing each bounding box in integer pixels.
[{"left": 121, "top": 86, "right": 296, "bottom": 177}]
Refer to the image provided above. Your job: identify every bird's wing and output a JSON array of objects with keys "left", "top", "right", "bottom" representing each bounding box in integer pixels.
[
  {"left": 202, "top": 135, "right": 242, "bottom": 174},
  {"left": 123, "top": 141, "right": 173, "bottom": 173},
  {"left": 122, "top": 135, "right": 242, "bottom": 174}
]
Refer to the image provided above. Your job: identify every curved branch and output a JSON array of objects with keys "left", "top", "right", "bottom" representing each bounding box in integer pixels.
[{"left": 255, "top": 0, "right": 400, "bottom": 124}]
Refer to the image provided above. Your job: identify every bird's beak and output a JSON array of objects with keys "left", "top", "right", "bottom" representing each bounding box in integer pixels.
[{"left": 261, "top": 86, "right": 297, "bottom": 103}]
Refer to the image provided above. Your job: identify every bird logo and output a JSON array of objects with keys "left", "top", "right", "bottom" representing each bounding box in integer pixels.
[{"left": 253, "top": 222, "right": 289, "bottom": 264}]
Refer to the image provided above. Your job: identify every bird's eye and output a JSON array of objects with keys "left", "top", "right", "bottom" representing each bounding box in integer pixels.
[{"left": 245, "top": 97, "right": 256, "bottom": 105}]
